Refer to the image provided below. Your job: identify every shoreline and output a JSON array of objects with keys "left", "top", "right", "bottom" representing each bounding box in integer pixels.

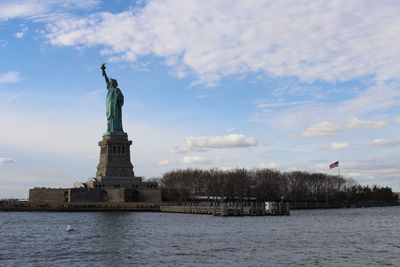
[
  {"left": 1, "top": 201, "right": 398, "bottom": 212},
  {"left": 290, "top": 202, "right": 399, "bottom": 210}
]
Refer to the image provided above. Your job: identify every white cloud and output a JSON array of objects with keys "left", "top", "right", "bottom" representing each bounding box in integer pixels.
[
  {"left": 157, "top": 160, "right": 169, "bottom": 166},
  {"left": 181, "top": 156, "right": 222, "bottom": 165},
  {"left": 258, "top": 162, "right": 281, "bottom": 169},
  {"left": 252, "top": 82, "right": 400, "bottom": 133},
  {"left": 170, "top": 134, "right": 258, "bottom": 154},
  {"left": 339, "top": 159, "right": 400, "bottom": 185},
  {"left": 329, "top": 142, "right": 349, "bottom": 151},
  {"left": 0, "top": 71, "right": 21, "bottom": 85},
  {"left": 256, "top": 99, "right": 314, "bottom": 110},
  {"left": 44, "top": 0, "right": 400, "bottom": 85},
  {"left": 0, "top": 157, "right": 15, "bottom": 164},
  {"left": 14, "top": 32, "right": 25, "bottom": 38},
  {"left": 0, "top": 1, "right": 47, "bottom": 20},
  {"left": 301, "top": 121, "right": 340, "bottom": 137},
  {"left": 0, "top": 0, "right": 99, "bottom": 20},
  {"left": 347, "top": 117, "right": 387, "bottom": 129},
  {"left": 396, "top": 116, "right": 400, "bottom": 123},
  {"left": 14, "top": 25, "right": 28, "bottom": 39},
  {"left": 370, "top": 138, "right": 400, "bottom": 148}
]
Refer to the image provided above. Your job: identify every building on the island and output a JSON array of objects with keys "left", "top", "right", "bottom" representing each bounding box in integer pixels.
[
  {"left": 29, "top": 64, "right": 161, "bottom": 203},
  {"left": 394, "top": 192, "right": 400, "bottom": 202}
]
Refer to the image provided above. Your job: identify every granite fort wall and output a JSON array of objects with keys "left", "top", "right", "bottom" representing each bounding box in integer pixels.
[
  {"left": 29, "top": 188, "right": 68, "bottom": 203},
  {"left": 69, "top": 188, "right": 147, "bottom": 202},
  {"left": 102, "top": 188, "right": 125, "bottom": 202},
  {"left": 29, "top": 188, "right": 161, "bottom": 203},
  {"left": 124, "top": 188, "right": 138, "bottom": 202},
  {"left": 137, "top": 189, "right": 162, "bottom": 202},
  {"left": 69, "top": 188, "right": 104, "bottom": 202}
]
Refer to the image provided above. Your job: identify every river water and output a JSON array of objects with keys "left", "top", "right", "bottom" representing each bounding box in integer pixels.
[{"left": 0, "top": 206, "right": 399, "bottom": 266}]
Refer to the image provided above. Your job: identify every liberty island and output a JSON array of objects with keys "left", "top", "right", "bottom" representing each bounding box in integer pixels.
[
  {"left": 28, "top": 64, "right": 162, "bottom": 204},
  {"left": 5, "top": 64, "right": 290, "bottom": 215},
  {"left": 4, "top": 66, "right": 395, "bottom": 214}
]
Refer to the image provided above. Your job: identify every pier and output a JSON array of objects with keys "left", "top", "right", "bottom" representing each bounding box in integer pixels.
[
  {"left": 160, "top": 201, "right": 290, "bottom": 216},
  {"left": 1, "top": 199, "right": 289, "bottom": 215}
]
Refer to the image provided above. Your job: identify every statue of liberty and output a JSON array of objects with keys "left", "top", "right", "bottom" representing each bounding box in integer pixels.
[{"left": 101, "top": 63, "right": 126, "bottom": 135}]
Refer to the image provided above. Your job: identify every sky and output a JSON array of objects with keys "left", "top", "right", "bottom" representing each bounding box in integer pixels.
[{"left": 0, "top": 0, "right": 399, "bottom": 198}]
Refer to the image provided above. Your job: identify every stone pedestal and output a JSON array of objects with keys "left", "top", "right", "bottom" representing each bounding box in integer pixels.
[{"left": 96, "top": 135, "right": 135, "bottom": 178}]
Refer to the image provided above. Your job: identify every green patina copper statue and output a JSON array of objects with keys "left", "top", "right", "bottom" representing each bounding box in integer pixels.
[{"left": 101, "top": 63, "right": 126, "bottom": 136}]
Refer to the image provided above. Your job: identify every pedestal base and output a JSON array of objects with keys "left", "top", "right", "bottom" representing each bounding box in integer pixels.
[
  {"left": 96, "top": 135, "right": 135, "bottom": 178},
  {"left": 87, "top": 176, "right": 148, "bottom": 189}
]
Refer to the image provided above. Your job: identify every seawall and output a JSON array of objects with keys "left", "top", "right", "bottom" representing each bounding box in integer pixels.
[{"left": 0, "top": 201, "right": 161, "bottom": 212}]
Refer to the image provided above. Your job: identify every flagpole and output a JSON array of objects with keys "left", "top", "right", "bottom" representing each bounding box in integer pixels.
[{"left": 338, "top": 164, "right": 341, "bottom": 176}]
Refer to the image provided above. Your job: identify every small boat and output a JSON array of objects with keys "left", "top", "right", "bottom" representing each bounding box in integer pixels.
[{"left": 66, "top": 225, "right": 75, "bottom": 232}]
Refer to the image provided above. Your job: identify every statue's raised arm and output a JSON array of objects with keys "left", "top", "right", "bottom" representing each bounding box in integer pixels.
[{"left": 101, "top": 63, "right": 110, "bottom": 85}]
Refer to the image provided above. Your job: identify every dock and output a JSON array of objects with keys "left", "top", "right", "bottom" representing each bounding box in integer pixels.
[
  {"left": 160, "top": 201, "right": 290, "bottom": 216},
  {"left": 1, "top": 200, "right": 289, "bottom": 215}
]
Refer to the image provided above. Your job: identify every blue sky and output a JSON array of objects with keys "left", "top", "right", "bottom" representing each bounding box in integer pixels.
[{"left": 1, "top": 0, "right": 399, "bottom": 198}]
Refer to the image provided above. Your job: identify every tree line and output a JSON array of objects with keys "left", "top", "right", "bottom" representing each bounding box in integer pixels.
[{"left": 156, "top": 168, "right": 397, "bottom": 204}]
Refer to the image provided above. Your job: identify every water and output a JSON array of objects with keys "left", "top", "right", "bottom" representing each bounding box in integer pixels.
[{"left": 0, "top": 206, "right": 399, "bottom": 266}]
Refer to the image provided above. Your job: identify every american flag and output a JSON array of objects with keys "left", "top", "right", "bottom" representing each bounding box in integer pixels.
[{"left": 329, "top": 161, "right": 339, "bottom": 169}]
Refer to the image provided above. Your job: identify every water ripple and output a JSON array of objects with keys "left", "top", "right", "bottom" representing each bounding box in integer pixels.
[{"left": 0, "top": 207, "right": 399, "bottom": 266}]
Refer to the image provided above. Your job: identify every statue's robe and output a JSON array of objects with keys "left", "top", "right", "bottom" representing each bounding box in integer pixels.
[{"left": 106, "top": 83, "right": 124, "bottom": 134}]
